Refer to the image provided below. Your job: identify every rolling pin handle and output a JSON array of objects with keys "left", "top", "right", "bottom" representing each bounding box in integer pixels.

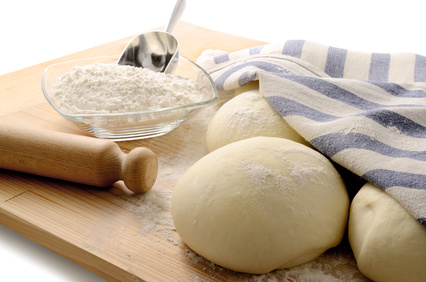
[{"left": 122, "top": 147, "right": 158, "bottom": 193}]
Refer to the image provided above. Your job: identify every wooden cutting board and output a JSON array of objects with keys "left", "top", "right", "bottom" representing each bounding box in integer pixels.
[{"left": 0, "top": 22, "right": 370, "bottom": 281}]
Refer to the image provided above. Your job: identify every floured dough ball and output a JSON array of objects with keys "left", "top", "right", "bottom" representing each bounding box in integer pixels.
[
  {"left": 171, "top": 137, "right": 349, "bottom": 274},
  {"left": 349, "top": 183, "right": 426, "bottom": 282},
  {"left": 206, "top": 89, "right": 308, "bottom": 152}
]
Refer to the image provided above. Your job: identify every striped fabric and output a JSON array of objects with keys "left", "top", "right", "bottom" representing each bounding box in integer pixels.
[{"left": 196, "top": 40, "right": 426, "bottom": 227}]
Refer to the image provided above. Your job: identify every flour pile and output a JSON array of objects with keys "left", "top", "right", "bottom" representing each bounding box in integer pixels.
[{"left": 52, "top": 63, "right": 205, "bottom": 114}]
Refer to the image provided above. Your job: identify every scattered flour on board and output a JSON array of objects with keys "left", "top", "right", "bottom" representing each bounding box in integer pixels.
[
  {"left": 122, "top": 94, "right": 368, "bottom": 281},
  {"left": 52, "top": 63, "right": 205, "bottom": 114},
  {"left": 124, "top": 103, "right": 217, "bottom": 241}
]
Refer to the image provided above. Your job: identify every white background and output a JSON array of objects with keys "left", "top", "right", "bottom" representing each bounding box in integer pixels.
[{"left": 0, "top": 0, "right": 424, "bottom": 281}]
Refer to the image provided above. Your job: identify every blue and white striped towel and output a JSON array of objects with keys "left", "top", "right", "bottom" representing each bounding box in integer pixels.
[{"left": 196, "top": 40, "right": 426, "bottom": 227}]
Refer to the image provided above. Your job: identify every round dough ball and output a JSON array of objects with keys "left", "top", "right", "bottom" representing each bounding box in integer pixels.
[
  {"left": 348, "top": 183, "right": 426, "bottom": 282},
  {"left": 171, "top": 137, "right": 349, "bottom": 274},
  {"left": 206, "top": 89, "right": 308, "bottom": 152}
]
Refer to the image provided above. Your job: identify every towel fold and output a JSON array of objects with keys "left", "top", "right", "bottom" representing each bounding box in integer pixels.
[{"left": 197, "top": 40, "right": 426, "bottom": 227}]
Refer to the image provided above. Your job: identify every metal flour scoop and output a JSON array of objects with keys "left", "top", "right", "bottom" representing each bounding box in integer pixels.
[{"left": 117, "top": 0, "right": 186, "bottom": 73}]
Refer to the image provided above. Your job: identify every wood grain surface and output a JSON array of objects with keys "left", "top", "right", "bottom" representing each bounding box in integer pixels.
[{"left": 0, "top": 22, "right": 370, "bottom": 281}]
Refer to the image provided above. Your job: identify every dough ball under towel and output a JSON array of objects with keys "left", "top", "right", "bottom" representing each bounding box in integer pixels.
[
  {"left": 348, "top": 183, "right": 426, "bottom": 282},
  {"left": 171, "top": 137, "right": 349, "bottom": 274},
  {"left": 206, "top": 89, "right": 308, "bottom": 152}
]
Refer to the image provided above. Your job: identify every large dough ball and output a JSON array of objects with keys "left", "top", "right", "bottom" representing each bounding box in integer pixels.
[
  {"left": 171, "top": 137, "right": 349, "bottom": 274},
  {"left": 349, "top": 183, "right": 426, "bottom": 282},
  {"left": 206, "top": 89, "right": 307, "bottom": 152}
]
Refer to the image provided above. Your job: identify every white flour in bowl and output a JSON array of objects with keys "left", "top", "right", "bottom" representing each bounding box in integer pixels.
[{"left": 52, "top": 63, "right": 205, "bottom": 114}]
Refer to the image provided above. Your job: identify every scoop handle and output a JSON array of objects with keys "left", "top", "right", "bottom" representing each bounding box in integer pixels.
[
  {"left": 0, "top": 126, "right": 158, "bottom": 193},
  {"left": 165, "top": 0, "right": 186, "bottom": 34}
]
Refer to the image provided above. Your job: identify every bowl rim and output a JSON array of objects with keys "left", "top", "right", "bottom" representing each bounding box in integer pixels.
[{"left": 41, "top": 55, "right": 218, "bottom": 118}]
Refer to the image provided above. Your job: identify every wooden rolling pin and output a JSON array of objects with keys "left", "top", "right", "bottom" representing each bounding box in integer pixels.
[{"left": 0, "top": 126, "right": 158, "bottom": 193}]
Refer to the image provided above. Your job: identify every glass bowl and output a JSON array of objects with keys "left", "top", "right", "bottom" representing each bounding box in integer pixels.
[{"left": 41, "top": 55, "right": 217, "bottom": 141}]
